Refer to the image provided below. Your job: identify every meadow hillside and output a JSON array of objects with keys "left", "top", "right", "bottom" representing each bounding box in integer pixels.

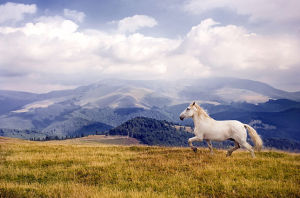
[{"left": 0, "top": 136, "right": 299, "bottom": 198}]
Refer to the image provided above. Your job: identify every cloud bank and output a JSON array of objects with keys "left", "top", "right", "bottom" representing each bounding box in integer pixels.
[{"left": 0, "top": 2, "right": 299, "bottom": 92}]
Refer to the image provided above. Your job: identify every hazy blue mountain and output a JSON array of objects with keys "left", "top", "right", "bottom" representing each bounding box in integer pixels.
[
  {"left": 1, "top": 78, "right": 300, "bottom": 115},
  {"left": 179, "top": 77, "right": 300, "bottom": 103},
  {"left": 0, "top": 90, "right": 39, "bottom": 115}
]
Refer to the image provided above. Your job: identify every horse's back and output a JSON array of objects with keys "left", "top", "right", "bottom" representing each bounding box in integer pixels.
[
  {"left": 216, "top": 120, "right": 247, "bottom": 140},
  {"left": 216, "top": 119, "right": 244, "bottom": 129}
]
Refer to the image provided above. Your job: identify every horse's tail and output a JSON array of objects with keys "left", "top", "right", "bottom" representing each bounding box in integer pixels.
[{"left": 244, "top": 124, "right": 263, "bottom": 151}]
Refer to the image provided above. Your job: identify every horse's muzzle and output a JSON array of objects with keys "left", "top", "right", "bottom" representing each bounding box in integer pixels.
[{"left": 180, "top": 116, "right": 184, "bottom": 120}]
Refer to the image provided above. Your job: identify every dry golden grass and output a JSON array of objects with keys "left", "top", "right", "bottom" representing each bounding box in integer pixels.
[{"left": 0, "top": 136, "right": 299, "bottom": 198}]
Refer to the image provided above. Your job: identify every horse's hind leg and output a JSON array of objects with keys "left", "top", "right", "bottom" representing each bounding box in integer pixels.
[
  {"left": 226, "top": 141, "right": 240, "bottom": 157},
  {"left": 206, "top": 140, "right": 214, "bottom": 155},
  {"left": 240, "top": 141, "right": 255, "bottom": 158}
]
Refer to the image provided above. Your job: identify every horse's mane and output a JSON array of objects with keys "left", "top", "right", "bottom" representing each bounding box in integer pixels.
[{"left": 194, "top": 103, "right": 211, "bottom": 119}]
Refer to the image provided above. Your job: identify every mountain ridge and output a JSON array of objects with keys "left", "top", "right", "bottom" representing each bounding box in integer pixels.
[{"left": 0, "top": 77, "right": 299, "bottom": 150}]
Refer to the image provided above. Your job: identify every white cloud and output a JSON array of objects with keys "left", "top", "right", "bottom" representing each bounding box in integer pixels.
[
  {"left": 0, "top": 2, "right": 36, "bottom": 23},
  {"left": 64, "top": 9, "right": 85, "bottom": 23},
  {"left": 0, "top": 15, "right": 178, "bottom": 91},
  {"left": 184, "top": 0, "right": 300, "bottom": 22},
  {"left": 179, "top": 18, "right": 300, "bottom": 77},
  {"left": 107, "top": 33, "right": 179, "bottom": 62},
  {"left": 0, "top": 17, "right": 99, "bottom": 76},
  {"left": 118, "top": 15, "right": 157, "bottom": 33},
  {"left": 0, "top": 12, "right": 299, "bottom": 92}
]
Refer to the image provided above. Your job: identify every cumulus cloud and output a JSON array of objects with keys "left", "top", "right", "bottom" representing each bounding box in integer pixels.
[
  {"left": 184, "top": 0, "right": 300, "bottom": 22},
  {"left": 64, "top": 9, "right": 85, "bottom": 23},
  {"left": 0, "top": 14, "right": 177, "bottom": 92},
  {"left": 0, "top": 17, "right": 98, "bottom": 77},
  {"left": 0, "top": 2, "right": 36, "bottom": 23},
  {"left": 180, "top": 18, "right": 300, "bottom": 72},
  {"left": 117, "top": 15, "right": 157, "bottom": 33}
]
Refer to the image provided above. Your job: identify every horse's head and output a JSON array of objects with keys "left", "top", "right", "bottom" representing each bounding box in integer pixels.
[{"left": 179, "top": 101, "right": 197, "bottom": 120}]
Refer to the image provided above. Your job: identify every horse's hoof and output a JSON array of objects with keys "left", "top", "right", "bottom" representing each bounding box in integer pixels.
[
  {"left": 192, "top": 147, "right": 197, "bottom": 153},
  {"left": 226, "top": 151, "right": 231, "bottom": 157}
]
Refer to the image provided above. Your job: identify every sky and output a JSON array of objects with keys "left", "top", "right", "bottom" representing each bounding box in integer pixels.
[{"left": 0, "top": 0, "right": 300, "bottom": 93}]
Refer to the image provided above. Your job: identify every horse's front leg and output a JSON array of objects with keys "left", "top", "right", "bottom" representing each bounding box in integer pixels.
[{"left": 188, "top": 136, "right": 203, "bottom": 153}]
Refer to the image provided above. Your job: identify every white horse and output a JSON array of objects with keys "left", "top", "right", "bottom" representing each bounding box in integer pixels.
[{"left": 180, "top": 101, "right": 263, "bottom": 158}]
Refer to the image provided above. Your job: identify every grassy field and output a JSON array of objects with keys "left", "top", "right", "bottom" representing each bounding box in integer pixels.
[{"left": 0, "top": 136, "right": 299, "bottom": 198}]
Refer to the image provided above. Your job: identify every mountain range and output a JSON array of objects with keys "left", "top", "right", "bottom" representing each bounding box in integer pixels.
[{"left": 0, "top": 77, "right": 299, "bottom": 149}]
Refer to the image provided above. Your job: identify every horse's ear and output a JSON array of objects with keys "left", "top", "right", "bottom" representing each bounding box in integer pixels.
[{"left": 192, "top": 101, "right": 195, "bottom": 106}]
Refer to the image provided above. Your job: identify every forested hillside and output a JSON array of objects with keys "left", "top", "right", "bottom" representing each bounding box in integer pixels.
[{"left": 108, "top": 117, "right": 193, "bottom": 146}]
